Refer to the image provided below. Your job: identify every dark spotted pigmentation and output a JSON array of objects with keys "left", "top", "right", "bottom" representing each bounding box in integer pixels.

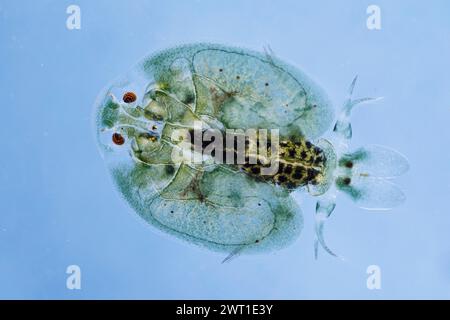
[
  {"left": 187, "top": 129, "right": 327, "bottom": 191},
  {"left": 239, "top": 137, "right": 326, "bottom": 190}
]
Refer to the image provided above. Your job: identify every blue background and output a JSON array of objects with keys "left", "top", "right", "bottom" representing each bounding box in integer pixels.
[{"left": 1, "top": 0, "right": 450, "bottom": 299}]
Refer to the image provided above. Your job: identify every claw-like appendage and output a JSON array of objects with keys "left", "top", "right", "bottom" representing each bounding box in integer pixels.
[
  {"left": 333, "top": 76, "right": 382, "bottom": 145},
  {"left": 315, "top": 218, "right": 337, "bottom": 258},
  {"left": 314, "top": 199, "right": 340, "bottom": 259},
  {"left": 315, "top": 77, "right": 407, "bottom": 259}
]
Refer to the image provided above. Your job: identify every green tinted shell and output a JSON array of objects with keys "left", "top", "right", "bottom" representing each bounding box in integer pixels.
[{"left": 94, "top": 43, "right": 335, "bottom": 255}]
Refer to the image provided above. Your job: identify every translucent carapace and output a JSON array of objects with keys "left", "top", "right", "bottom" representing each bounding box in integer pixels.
[{"left": 94, "top": 43, "right": 408, "bottom": 261}]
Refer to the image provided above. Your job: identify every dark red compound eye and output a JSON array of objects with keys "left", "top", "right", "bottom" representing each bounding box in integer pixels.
[
  {"left": 122, "top": 92, "right": 137, "bottom": 103},
  {"left": 112, "top": 133, "right": 125, "bottom": 145}
]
